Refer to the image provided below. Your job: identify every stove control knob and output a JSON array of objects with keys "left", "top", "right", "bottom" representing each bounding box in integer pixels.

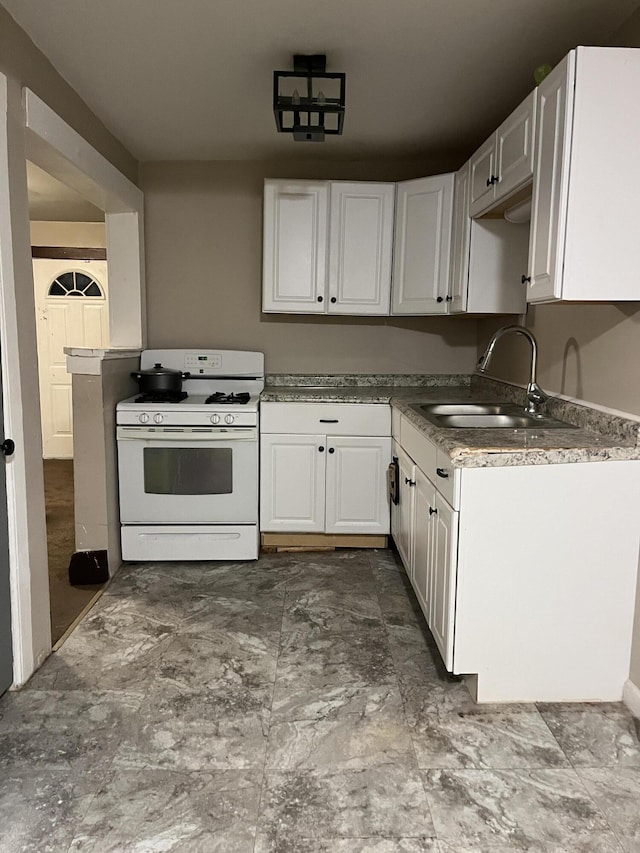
[
  {"left": 225, "top": 414, "right": 235, "bottom": 425},
  {"left": 153, "top": 413, "right": 164, "bottom": 424},
  {"left": 210, "top": 414, "right": 220, "bottom": 425},
  {"left": 139, "top": 413, "right": 149, "bottom": 424}
]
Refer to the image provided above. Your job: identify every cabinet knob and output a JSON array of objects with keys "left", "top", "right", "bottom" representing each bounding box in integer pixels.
[
  {"left": 436, "top": 467, "right": 449, "bottom": 479},
  {"left": 445, "top": 295, "right": 453, "bottom": 302},
  {"left": 317, "top": 295, "right": 324, "bottom": 302},
  {"left": 521, "top": 274, "right": 531, "bottom": 285},
  {"left": 330, "top": 296, "right": 337, "bottom": 304},
  {"left": 328, "top": 447, "right": 335, "bottom": 454},
  {"left": 405, "top": 477, "right": 416, "bottom": 487},
  {"left": 429, "top": 506, "right": 438, "bottom": 516},
  {"left": 436, "top": 296, "right": 444, "bottom": 303},
  {"left": 319, "top": 445, "right": 325, "bottom": 452}
]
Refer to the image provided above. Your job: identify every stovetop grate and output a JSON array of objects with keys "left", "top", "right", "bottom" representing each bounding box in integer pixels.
[{"left": 135, "top": 391, "right": 189, "bottom": 404}]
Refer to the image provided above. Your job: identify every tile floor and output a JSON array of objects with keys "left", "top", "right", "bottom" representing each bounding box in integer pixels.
[{"left": 1, "top": 549, "right": 639, "bottom": 852}]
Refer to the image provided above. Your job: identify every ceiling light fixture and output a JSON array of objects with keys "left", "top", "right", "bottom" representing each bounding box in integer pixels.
[{"left": 273, "top": 54, "right": 346, "bottom": 142}]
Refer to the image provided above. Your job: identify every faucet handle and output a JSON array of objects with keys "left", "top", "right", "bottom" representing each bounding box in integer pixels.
[{"left": 525, "top": 382, "right": 548, "bottom": 415}]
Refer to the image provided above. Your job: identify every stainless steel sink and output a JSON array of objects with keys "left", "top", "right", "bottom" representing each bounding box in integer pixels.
[
  {"left": 411, "top": 402, "right": 577, "bottom": 430},
  {"left": 416, "top": 402, "right": 515, "bottom": 416}
]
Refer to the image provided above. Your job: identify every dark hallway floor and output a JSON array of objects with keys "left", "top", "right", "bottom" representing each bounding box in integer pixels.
[{"left": 43, "top": 459, "right": 104, "bottom": 644}]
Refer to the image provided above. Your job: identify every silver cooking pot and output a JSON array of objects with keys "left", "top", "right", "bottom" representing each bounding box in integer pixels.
[{"left": 131, "top": 363, "right": 191, "bottom": 395}]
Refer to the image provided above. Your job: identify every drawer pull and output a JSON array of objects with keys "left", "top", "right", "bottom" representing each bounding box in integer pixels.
[
  {"left": 429, "top": 506, "right": 437, "bottom": 516},
  {"left": 436, "top": 468, "right": 449, "bottom": 479},
  {"left": 319, "top": 419, "right": 339, "bottom": 423}
]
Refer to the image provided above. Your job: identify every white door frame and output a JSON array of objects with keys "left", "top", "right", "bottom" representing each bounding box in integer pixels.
[{"left": 0, "top": 76, "right": 145, "bottom": 686}]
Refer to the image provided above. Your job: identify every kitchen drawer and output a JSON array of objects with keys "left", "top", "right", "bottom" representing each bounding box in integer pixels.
[
  {"left": 400, "top": 417, "right": 437, "bottom": 475},
  {"left": 260, "top": 402, "right": 391, "bottom": 436},
  {"left": 434, "top": 447, "right": 459, "bottom": 509},
  {"left": 400, "top": 416, "right": 459, "bottom": 508}
]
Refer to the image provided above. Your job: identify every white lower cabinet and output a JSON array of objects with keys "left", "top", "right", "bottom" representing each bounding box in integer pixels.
[
  {"left": 261, "top": 403, "right": 391, "bottom": 535},
  {"left": 392, "top": 437, "right": 458, "bottom": 670},
  {"left": 392, "top": 411, "right": 640, "bottom": 703}
]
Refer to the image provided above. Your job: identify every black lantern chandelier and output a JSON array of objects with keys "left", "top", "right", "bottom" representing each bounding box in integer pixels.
[{"left": 273, "top": 54, "right": 346, "bottom": 142}]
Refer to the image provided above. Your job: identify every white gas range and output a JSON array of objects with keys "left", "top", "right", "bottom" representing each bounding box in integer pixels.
[{"left": 116, "top": 349, "right": 264, "bottom": 561}]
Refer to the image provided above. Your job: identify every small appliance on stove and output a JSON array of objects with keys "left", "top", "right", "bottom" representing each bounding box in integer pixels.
[{"left": 116, "top": 349, "right": 264, "bottom": 561}]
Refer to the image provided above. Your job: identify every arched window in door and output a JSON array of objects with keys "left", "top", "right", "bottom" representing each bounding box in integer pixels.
[{"left": 47, "top": 271, "right": 104, "bottom": 298}]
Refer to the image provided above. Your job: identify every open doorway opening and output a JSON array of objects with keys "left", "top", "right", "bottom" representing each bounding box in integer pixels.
[{"left": 27, "top": 162, "right": 109, "bottom": 644}]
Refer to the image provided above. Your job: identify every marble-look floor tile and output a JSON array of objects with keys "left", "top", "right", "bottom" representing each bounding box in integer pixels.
[
  {"left": 0, "top": 767, "right": 100, "bottom": 853},
  {"left": 400, "top": 681, "right": 483, "bottom": 720},
  {"left": 266, "top": 716, "right": 414, "bottom": 770},
  {"left": 283, "top": 556, "right": 377, "bottom": 597},
  {"left": 181, "top": 592, "right": 284, "bottom": 635},
  {"left": 257, "top": 765, "right": 436, "bottom": 845},
  {"left": 156, "top": 629, "right": 279, "bottom": 690},
  {"left": 408, "top": 707, "right": 569, "bottom": 770},
  {"left": 276, "top": 627, "right": 396, "bottom": 689},
  {"left": 271, "top": 683, "right": 405, "bottom": 723},
  {"left": 282, "top": 589, "right": 383, "bottom": 634},
  {"left": 386, "top": 624, "right": 446, "bottom": 689},
  {"left": 113, "top": 683, "right": 270, "bottom": 771},
  {"left": 68, "top": 767, "right": 261, "bottom": 852},
  {"left": 103, "top": 561, "right": 206, "bottom": 599},
  {"left": 579, "top": 766, "right": 640, "bottom": 852},
  {"left": 422, "top": 767, "right": 617, "bottom": 851},
  {"left": 255, "top": 836, "right": 440, "bottom": 852},
  {"left": 377, "top": 590, "right": 426, "bottom": 628},
  {"left": 0, "top": 688, "right": 142, "bottom": 775},
  {"left": 537, "top": 702, "right": 640, "bottom": 767},
  {"left": 193, "top": 557, "right": 296, "bottom": 598}
]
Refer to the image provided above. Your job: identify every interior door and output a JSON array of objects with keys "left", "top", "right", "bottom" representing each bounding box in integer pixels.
[
  {"left": 0, "top": 340, "right": 13, "bottom": 696},
  {"left": 33, "top": 260, "right": 109, "bottom": 458}
]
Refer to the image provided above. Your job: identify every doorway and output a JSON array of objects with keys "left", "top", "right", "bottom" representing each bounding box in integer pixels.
[{"left": 28, "top": 172, "right": 111, "bottom": 643}]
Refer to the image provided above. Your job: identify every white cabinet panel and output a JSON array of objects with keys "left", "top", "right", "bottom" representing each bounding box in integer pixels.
[
  {"left": 328, "top": 182, "right": 394, "bottom": 315},
  {"left": 469, "top": 91, "right": 536, "bottom": 218},
  {"left": 527, "top": 54, "right": 574, "bottom": 303},
  {"left": 325, "top": 436, "right": 391, "bottom": 534},
  {"left": 412, "top": 466, "right": 436, "bottom": 617},
  {"left": 392, "top": 174, "right": 454, "bottom": 315},
  {"left": 394, "top": 444, "right": 415, "bottom": 575},
  {"left": 429, "top": 492, "right": 458, "bottom": 671},
  {"left": 448, "top": 164, "right": 471, "bottom": 313},
  {"left": 262, "top": 180, "right": 328, "bottom": 313},
  {"left": 260, "top": 434, "right": 326, "bottom": 531}
]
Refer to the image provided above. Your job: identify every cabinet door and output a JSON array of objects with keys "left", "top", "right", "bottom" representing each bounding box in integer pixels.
[
  {"left": 262, "top": 180, "right": 329, "bottom": 313},
  {"left": 448, "top": 164, "right": 471, "bottom": 313},
  {"left": 495, "top": 90, "right": 536, "bottom": 202},
  {"left": 392, "top": 174, "right": 454, "bottom": 315},
  {"left": 429, "top": 493, "right": 459, "bottom": 671},
  {"left": 468, "top": 135, "right": 496, "bottom": 217},
  {"left": 260, "top": 434, "right": 326, "bottom": 531},
  {"left": 328, "top": 183, "right": 394, "bottom": 315},
  {"left": 325, "top": 436, "right": 391, "bottom": 534},
  {"left": 527, "top": 53, "right": 575, "bottom": 303},
  {"left": 412, "top": 467, "right": 437, "bottom": 619},
  {"left": 394, "top": 446, "right": 416, "bottom": 577}
]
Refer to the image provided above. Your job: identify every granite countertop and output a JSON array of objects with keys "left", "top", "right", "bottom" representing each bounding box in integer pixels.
[{"left": 260, "top": 374, "right": 640, "bottom": 468}]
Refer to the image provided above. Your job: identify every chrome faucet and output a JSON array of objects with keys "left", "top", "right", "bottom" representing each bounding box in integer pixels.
[{"left": 477, "top": 324, "right": 548, "bottom": 416}]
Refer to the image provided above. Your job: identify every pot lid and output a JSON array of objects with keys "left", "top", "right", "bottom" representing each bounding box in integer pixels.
[{"left": 137, "top": 362, "right": 182, "bottom": 376}]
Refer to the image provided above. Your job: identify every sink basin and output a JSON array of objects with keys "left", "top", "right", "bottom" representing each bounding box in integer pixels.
[
  {"left": 411, "top": 402, "right": 577, "bottom": 430},
  {"left": 417, "top": 402, "right": 514, "bottom": 416}
]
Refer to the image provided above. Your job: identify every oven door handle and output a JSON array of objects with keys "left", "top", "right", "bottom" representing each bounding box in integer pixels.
[{"left": 117, "top": 427, "right": 257, "bottom": 441}]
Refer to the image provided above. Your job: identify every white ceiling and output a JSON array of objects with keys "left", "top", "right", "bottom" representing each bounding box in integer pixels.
[
  {"left": 3, "top": 0, "right": 639, "bottom": 163},
  {"left": 27, "top": 162, "right": 104, "bottom": 222}
]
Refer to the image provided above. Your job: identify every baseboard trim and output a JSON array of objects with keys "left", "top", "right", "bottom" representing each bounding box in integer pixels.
[{"left": 623, "top": 678, "right": 640, "bottom": 719}]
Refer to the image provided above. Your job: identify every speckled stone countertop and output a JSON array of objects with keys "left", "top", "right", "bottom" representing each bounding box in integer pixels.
[{"left": 261, "top": 374, "right": 640, "bottom": 467}]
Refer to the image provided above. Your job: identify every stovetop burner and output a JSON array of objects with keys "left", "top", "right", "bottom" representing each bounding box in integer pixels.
[
  {"left": 135, "top": 390, "right": 189, "bottom": 404},
  {"left": 205, "top": 392, "right": 251, "bottom": 405}
]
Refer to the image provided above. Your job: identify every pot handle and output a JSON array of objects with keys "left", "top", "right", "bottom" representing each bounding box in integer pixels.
[
  {"left": 181, "top": 372, "right": 191, "bottom": 379},
  {"left": 130, "top": 371, "right": 142, "bottom": 380}
]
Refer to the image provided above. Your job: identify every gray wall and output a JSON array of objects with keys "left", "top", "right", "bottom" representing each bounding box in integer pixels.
[{"left": 140, "top": 159, "right": 480, "bottom": 374}]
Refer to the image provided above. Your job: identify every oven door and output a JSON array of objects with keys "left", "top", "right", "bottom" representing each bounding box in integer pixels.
[{"left": 117, "top": 426, "right": 258, "bottom": 524}]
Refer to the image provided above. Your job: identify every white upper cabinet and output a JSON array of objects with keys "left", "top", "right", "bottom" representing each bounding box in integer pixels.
[
  {"left": 262, "top": 180, "right": 328, "bottom": 313},
  {"left": 469, "top": 91, "right": 536, "bottom": 217},
  {"left": 527, "top": 47, "right": 640, "bottom": 303},
  {"left": 263, "top": 179, "right": 393, "bottom": 316},
  {"left": 392, "top": 174, "right": 455, "bottom": 315},
  {"left": 328, "top": 182, "right": 395, "bottom": 315},
  {"left": 448, "top": 164, "right": 471, "bottom": 313}
]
